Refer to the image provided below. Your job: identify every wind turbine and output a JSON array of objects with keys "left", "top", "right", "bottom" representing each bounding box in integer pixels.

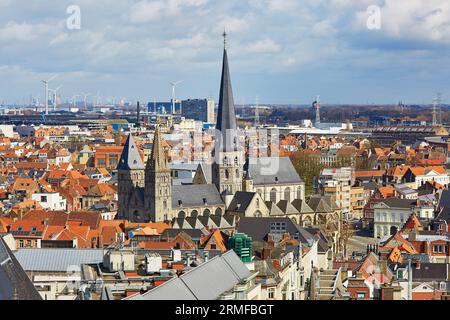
[
  {"left": 108, "top": 96, "right": 116, "bottom": 106},
  {"left": 81, "top": 92, "right": 90, "bottom": 111},
  {"left": 41, "top": 75, "right": 57, "bottom": 115},
  {"left": 71, "top": 94, "right": 80, "bottom": 109},
  {"left": 49, "top": 86, "right": 62, "bottom": 112},
  {"left": 169, "top": 80, "right": 183, "bottom": 114},
  {"left": 93, "top": 91, "right": 101, "bottom": 107}
]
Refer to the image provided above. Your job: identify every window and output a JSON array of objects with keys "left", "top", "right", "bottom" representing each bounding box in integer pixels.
[
  {"left": 270, "top": 188, "right": 277, "bottom": 203},
  {"left": 41, "top": 196, "right": 47, "bottom": 202},
  {"left": 284, "top": 188, "right": 291, "bottom": 202},
  {"left": 357, "top": 292, "right": 366, "bottom": 299},
  {"left": 19, "top": 240, "right": 24, "bottom": 248},
  {"left": 26, "top": 240, "right": 32, "bottom": 247},
  {"left": 268, "top": 288, "right": 275, "bottom": 299},
  {"left": 210, "top": 244, "right": 217, "bottom": 250}
]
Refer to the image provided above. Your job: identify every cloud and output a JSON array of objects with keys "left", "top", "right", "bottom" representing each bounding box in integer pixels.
[
  {"left": 353, "top": 0, "right": 450, "bottom": 45},
  {"left": 0, "top": 21, "right": 52, "bottom": 42},
  {"left": 129, "top": 0, "right": 208, "bottom": 23},
  {"left": 0, "top": 0, "right": 449, "bottom": 104},
  {"left": 247, "top": 38, "right": 281, "bottom": 53}
]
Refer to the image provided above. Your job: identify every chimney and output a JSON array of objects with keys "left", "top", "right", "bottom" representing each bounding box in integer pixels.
[
  {"left": 99, "top": 234, "right": 104, "bottom": 248},
  {"left": 416, "top": 261, "right": 421, "bottom": 270}
]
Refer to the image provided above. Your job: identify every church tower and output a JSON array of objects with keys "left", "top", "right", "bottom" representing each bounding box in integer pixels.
[
  {"left": 212, "top": 32, "right": 244, "bottom": 202},
  {"left": 117, "top": 133, "right": 145, "bottom": 221},
  {"left": 145, "top": 126, "right": 172, "bottom": 222}
]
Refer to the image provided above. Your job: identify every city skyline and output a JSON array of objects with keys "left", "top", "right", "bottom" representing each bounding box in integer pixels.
[{"left": 1, "top": 0, "right": 450, "bottom": 105}]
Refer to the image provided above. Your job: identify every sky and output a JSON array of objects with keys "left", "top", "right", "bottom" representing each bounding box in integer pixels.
[{"left": 1, "top": 0, "right": 450, "bottom": 105}]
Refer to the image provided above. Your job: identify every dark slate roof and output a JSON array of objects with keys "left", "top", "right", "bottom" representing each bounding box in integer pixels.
[
  {"left": 362, "top": 181, "right": 378, "bottom": 191},
  {"left": 195, "top": 163, "right": 212, "bottom": 184},
  {"left": 277, "top": 200, "right": 300, "bottom": 215},
  {"left": 291, "top": 199, "right": 314, "bottom": 214},
  {"left": 380, "top": 197, "right": 417, "bottom": 209},
  {"left": 410, "top": 263, "right": 449, "bottom": 281},
  {"left": 247, "top": 157, "right": 303, "bottom": 186},
  {"left": 228, "top": 192, "right": 256, "bottom": 213},
  {"left": 304, "top": 227, "right": 330, "bottom": 253},
  {"left": 437, "top": 189, "right": 450, "bottom": 210},
  {"left": 236, "top": 217, "right": 315, "bottom": 245},
  {"left": 265, "top": 201, "right": 284, "bottom": 216},
  {"left": 161, "top": 229, "right": 206, "bottom": 241},
  {"left": 435, "top": 207, "right": 450, "bottom": 223},
  {"left": 172, "top": 184, "right": 224, "bottom": 208},
  {"left": 0, "top": 237, "right": 41, "bottom": 300},
  {"left": 307, "top": 195, "right": 333, "bottom": 213},
  {"left": 117, "top": 134, "right": 145, "bottom": 170},
  {"left": 216, "top": 48, "right": 238, "bottom": 152}
]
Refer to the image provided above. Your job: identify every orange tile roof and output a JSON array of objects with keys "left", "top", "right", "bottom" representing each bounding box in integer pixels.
[
  {"left": 409, "top": 166, "right": 447, "bottom": 176},
  {"left": 377, "top": 186, "right": 395, "bottom": 198},
  {"left": 355, "top": 170, "right": 385, "bottom": 178},
  {"left": 125, "top": 222, "right": 170, "bottom": 234}
]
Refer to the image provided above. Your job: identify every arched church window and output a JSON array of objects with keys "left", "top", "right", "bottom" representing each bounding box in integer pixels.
[
  {"left": 297, "top": 187, "right": 303, "bottom": 200},
  {"left": 215, "top": 208, "right": 223, "bottom": 216},
  {"left": 284, "top": 187, "right": 291, "bottom": 202},
  {"left": 203, "top": 209, "right": 211, "bottom": 216},
  {"left": 225, "top": 169, "right": 230, "bottom": 179},
  {"left": 270, "top": 188, "right": 277, "bottom": 203},
  {"left": 191, "top": 210, "right": 199, "bottom": 218},
  {"left": 236, "top": 169, "right": 239, "bottom": 178}
]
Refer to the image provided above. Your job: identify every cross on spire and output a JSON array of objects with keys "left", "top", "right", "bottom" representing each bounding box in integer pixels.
[{"left": 222, "top": 29, "right": 227, "bottom": 49}]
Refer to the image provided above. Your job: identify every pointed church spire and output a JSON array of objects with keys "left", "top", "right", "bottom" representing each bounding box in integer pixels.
[
  {"left": 148, "top": 125, "right": 168, "bottom": 170},
  {"left": 117, "top": 133, "right": 145, "bottom": 170},
  {"left": 216, "top": 32, "right": 237, "bottom": 151}
]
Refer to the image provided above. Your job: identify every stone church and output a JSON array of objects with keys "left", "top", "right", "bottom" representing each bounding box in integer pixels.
[{"left": 117, "top": 37, "right": 309, "bottom": 223}]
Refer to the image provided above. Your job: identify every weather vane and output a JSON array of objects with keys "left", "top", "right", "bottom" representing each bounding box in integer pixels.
[{"left": 222, "top": 29, "right": 227, "bottom": 49}]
